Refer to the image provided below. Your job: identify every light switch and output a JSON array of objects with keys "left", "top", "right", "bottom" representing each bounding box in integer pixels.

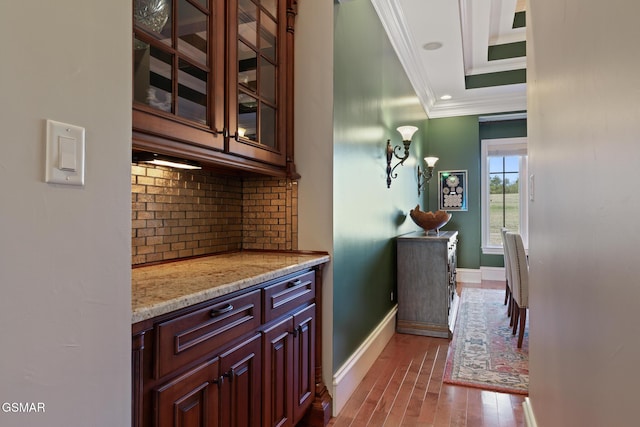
[
  {"left": 45, "top": 119, "right": 85, "bottom": 186},
  {"left": 58, "top": 136, "right": 77, "bottom": 171}
]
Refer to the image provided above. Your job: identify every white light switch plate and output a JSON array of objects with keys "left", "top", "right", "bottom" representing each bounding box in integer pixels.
[{"left": 45, "top": 119, "right": 85, "bottom": 186}]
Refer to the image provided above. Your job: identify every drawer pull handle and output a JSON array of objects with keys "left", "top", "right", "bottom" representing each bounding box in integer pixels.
[
  {"left": 210, "top": 304, "right": 233, "bottom": 317},
  {"left": 287, "top": 279, "right": 302, "bottom": 288}
]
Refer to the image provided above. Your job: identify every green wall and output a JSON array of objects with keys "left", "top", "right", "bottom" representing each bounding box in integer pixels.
[
  {"left": 332, "top": 0, "right": 428, "bottom": 371},
  {"left": 424, "top": 117, "right": 527, "bottom": 269},
  {"left": 425, "top": 116, "right": 481, "bottom": 269}
]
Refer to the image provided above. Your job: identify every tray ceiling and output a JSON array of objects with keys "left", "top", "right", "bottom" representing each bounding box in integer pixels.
[{"left": 371, "top": 0, "right": 527, "bottom": 118}]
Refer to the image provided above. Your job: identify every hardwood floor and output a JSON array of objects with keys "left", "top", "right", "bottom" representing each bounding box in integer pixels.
[{"left": 327, "top": 280, "right": 526, "bottom": 427}]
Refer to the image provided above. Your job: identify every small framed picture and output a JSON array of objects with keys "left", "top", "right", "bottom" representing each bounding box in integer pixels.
[{"left": 439, "top": 170, "right": 468, "bottom": 211}]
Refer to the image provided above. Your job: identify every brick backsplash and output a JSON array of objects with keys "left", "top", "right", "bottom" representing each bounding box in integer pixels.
[
  {"left": 242, "top": 176, "right": 298, "bottom": 251},
  {"left": 132, "top": 164, "right": 297, "bottom": 265}
]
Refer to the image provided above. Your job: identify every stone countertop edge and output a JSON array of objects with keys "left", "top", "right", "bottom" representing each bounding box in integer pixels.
[{"left": 132, "top": 252, "right": 330, "bottom": 324}]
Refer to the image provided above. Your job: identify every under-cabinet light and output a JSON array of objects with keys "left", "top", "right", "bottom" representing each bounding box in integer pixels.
[{"left": 133, "top": 152, "right": 202, "bottom": 170}]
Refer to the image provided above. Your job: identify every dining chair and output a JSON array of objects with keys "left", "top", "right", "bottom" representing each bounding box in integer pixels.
[
  {"left": 500, "top": 227, "right": 513, "bottom": 320},
  {"left": 505, "top": 231, "right": 529, "bottom": 348}
]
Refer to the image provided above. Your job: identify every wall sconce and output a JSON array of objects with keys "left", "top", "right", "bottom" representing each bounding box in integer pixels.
[
  {"left": 417, "top": 156, "right": 439, "bottom": 196},
  {"left": 386, "top": 125, "right": 418, "bottom": 188}
]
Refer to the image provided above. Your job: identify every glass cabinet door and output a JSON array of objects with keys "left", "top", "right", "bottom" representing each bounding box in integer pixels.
[
  {"left": 228, "top": 0, "right": 286, "bottom": 166},
  {"left": 133, "top": 0, "right": 225, "bottom": 150}
]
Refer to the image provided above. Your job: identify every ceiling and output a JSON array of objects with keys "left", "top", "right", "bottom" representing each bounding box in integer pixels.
[{"left": 371, "top": 0, "right": 527, "bottom": 119}]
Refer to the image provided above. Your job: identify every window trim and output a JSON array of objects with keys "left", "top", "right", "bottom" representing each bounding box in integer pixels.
[{"left": 481, "top": 137, "right": 528, "bottom": 255}]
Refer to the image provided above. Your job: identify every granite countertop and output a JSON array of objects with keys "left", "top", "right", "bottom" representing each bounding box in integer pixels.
[{"left": 132, "top": 251, "right": 330, "bottom": 324}]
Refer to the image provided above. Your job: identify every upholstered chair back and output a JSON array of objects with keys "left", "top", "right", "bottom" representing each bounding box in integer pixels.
[
  {"left": 506, "top": 232, "right": 529, "bottom": 308},
  {"left": 501, "top": 227, "right": 513, "bottom": 289}
]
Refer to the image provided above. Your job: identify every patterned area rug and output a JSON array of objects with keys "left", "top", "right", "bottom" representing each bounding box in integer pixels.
[{"left": 443, "top": 287, "right": 529, "bottom": 395}]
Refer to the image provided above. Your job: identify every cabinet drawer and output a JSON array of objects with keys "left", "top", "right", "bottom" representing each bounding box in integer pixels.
[
  {"left": 156, "top": 289, "right": 261, "bottom": 378},
  {"left": 263, "top": 271, "right": 315, "bottom": 322}
]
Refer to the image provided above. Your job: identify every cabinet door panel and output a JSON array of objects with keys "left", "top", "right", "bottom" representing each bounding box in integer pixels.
[
  {"left": 227, "top": 0, "right": 286, "bottom": 166},
  {"left": 293, "top": 303, "right": 315, "bottom": 424},
  {"left": 155, "top": 358, "right": 220, "bottom": 427},
  {"left": 220, "top": 333, "right": 262, "bottom": 427},
  {"left": 263, "top": 316, "right": 294, "bottom": 427},
  {"left": 133, "top": 0, "right": 225, "bottom": 149}
]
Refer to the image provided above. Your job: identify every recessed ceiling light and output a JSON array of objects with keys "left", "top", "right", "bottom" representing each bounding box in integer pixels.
[
  {"left": 422, "top": 42, "right": 443, "bottom": 51},
  {"left": 440, "top": 94, "right": 452, "bottom": 100}
]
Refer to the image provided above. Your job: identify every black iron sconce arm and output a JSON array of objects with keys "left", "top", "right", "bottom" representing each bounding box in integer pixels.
[
  {"left": 417, "top": 156, "right": 439, "bottom": 196},
  {"left": 386, "top": 139, "right": 412, "bottom": 188},
  {"left": 385, "top": 126, "right": 418, "bottom": 188}
]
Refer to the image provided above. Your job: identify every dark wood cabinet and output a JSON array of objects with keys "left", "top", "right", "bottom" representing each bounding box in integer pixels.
[
  {"left": 262, "top": 302, "right": 316, "bottom": 427},
  {"left": 219, "top": 333, "right": 262, "bottom": 427},
  {"left": 132, "top": 266, "right": 331, "bottom": 427},
  {"left": 132, "top": 0, "right": 298, "bottom": 177},
  {"left": 155, "top": 358, "right": 220, "bottom": 427},
  {"left": 263, "top": 315, "right": 294, "bottom": 427},
  {"left": 292, "top": 303, "right": 315, "bottom": 423}
]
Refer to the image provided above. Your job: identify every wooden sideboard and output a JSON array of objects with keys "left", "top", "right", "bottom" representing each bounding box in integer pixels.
[{"left": 396, "top": 231, "right": 459, "bottom": 339}]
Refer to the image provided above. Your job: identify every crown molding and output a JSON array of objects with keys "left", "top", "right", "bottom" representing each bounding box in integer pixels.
[
  {"left": 427, "top": 85, "right": 527, "bottom": 118},
  {"left": 370, "top": 0, "right": 436, "bottom": 113}
]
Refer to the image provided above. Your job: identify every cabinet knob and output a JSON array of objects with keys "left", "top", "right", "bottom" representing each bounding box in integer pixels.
[
  {"left": 210, "top": 303, "right": 234, "bottom": 317},
  {"left": 223, "top": 368, "right": 235, "bottom": 383}
]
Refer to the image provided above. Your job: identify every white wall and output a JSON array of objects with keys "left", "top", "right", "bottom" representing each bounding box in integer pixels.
[
  {"left": 527, "top": 1, "right": 640, "bottom": 425},
  {"left": 0, "top": 2, "right": 132, "bottom": 426},
  {"left": 295, "top": 0, "right": 335, "bottom": 394}
]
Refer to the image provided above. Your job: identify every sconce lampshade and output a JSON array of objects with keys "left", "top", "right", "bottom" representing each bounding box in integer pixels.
[
  {"left": 424, "top": 156, "right": 439, "bottom": 167},
  {"left": 396, "top": 125, "right": 419, "bottom": 141}
]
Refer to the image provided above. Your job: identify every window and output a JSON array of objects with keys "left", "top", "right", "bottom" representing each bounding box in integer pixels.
[{"left": 481, "top": 138, "right": 528, "bottom": 254}]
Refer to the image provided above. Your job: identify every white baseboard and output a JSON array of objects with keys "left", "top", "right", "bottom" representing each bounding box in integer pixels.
[
  {"left": 331, "top": 305, "right": 398, "bottom": 416},
  {"left": 480, "top": 266, "right": 506, "bottom": 281},
  {"left": 457, "top": 267, "right": 506, "bottom": 283},
  {"left": 523, "top": 397, "right": 538, "bottom": 427},
  {"left": 457, "top": 268, "right": 481, "bottom": 283}
]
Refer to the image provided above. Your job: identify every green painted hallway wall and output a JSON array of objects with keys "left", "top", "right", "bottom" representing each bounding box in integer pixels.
[{"left": 332, "top": 0, "right": 428, "bottom": 370}]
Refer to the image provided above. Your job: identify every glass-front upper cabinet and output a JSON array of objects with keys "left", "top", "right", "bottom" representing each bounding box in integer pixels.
[
  {"left": 133, "top": 0, "right": 226, "bottom": 151},
  {"left": 132, "top": 0, "right": 293, "bottom": 171},
  {"left": 227, "top": 0, "right": 287, "bottom": 166}
]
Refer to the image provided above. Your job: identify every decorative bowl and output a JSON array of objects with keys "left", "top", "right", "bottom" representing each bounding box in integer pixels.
[{"left": 409, "top": 205, "right": 451, "bottom": 232}]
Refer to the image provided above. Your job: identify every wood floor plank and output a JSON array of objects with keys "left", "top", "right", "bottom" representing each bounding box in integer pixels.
[
  {"left": 449, "top": 387, "right": 469, "bottom": 427},
  {"left": 350, "top": 337, "right": 415, "bottom": 425},
  {"left": 465, "top": 388, "right": 485, "bottom": 427},
  {"left": 369, "top": 354, "right": 416, "bottom": 426},
  {"left": 432, "top": 385, "right": 454, "bottom": 427},
  {"left": 496, "top": 392, "right": 518, "bottom": 427},
  {"left": 329, "top": 280, "right": 526, "bottom": 427},
  {"left": 383, "top": 348, "right": 428, "bottom": 426},
  {"left": 333, "top": 335, "right": 416, "bottom": 427},
  {"left": 331, "top": 336, "right": 406, "bottom": 427},
  {"left": 400, "top": 343, "right": 439, "bottom": 426}
]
